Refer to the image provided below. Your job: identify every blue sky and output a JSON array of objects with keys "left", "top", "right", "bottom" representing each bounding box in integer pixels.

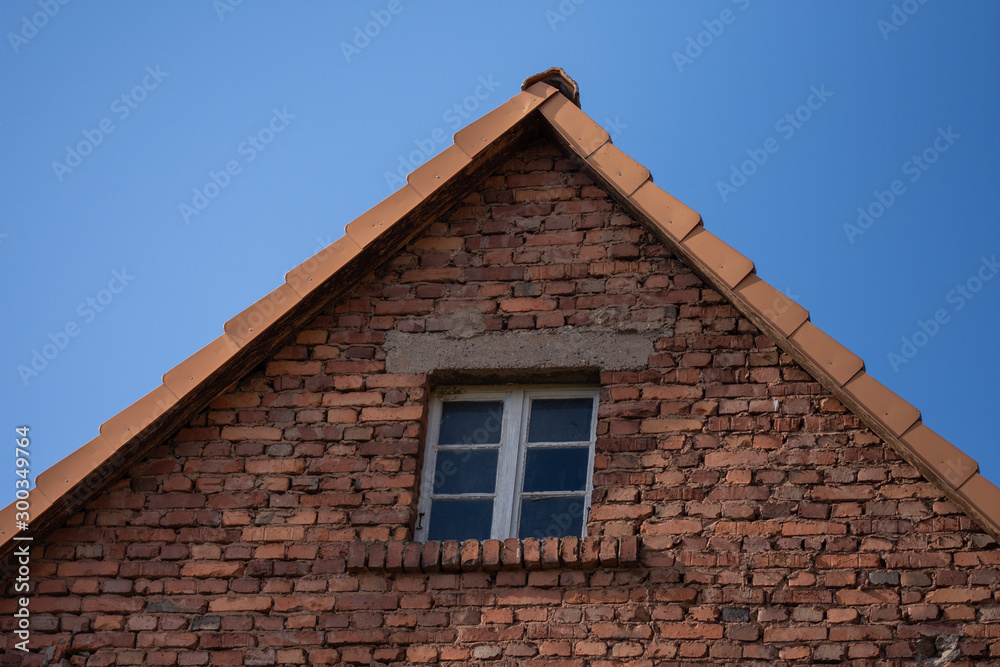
[{"left": 2, "top": 1, "right": 999, "bottom": 492}]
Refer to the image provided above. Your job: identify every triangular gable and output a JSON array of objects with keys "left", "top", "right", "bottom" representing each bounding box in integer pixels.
[{"left": 2, "top": 68, "right": 997, "bottom": 561}]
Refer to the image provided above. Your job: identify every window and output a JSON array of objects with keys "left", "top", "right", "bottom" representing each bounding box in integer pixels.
[{"left": 416, "top": 386, "right": 599, "bottom": 542}]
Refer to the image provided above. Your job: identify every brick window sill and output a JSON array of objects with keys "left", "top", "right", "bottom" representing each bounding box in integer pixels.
[{"left": 346, "top": 536, "right": 639, "bottom": 574}]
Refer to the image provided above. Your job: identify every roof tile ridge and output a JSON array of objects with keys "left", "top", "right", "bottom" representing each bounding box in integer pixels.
[
  {"left": 0, "top": 77, "right": 565, "bottom": 557},
  {"left": 1, "top": 383, "right": 181, "bottom": 539},
  {"left": 533, "top": 91, "right": 1000, "bottom": 541}
]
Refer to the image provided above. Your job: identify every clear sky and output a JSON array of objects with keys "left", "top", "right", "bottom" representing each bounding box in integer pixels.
[{"left": 2, "top": 1, "right": 999, "bottom": 493}]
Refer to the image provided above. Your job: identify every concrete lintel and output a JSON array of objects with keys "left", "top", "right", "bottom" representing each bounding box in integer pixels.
[{"left": 384, "top": 329, "right": 656, "bottom": 375}]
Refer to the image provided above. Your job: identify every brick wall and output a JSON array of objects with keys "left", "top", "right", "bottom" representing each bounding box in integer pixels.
[{"left": 3, "top": 136, "right": 999, "bottom": 665}]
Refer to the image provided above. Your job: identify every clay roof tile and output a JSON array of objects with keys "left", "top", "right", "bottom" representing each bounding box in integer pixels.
[
  {"left": 629, "top": 181, "right": 702, "bottom": 243},
  {"left": 586, "top": 143, "right": 651, "bottom": 198},
  {"left": 955, "top": 473, "right": 1000, "bottom": 533},
  {"left": 163, "top": 334, "right": 241, "bottom": 397},
  {"left": 538, "top": 93, "right": 609, "bottom": 158},
  {"left": 285, "top": 236, "right": 363, "bottom": 298},
  {"left": 735, "top": 274, "right": 809, "bottom": 337},
  {"left": 843, "top": 372, "right": 921, "bottom": 437},
  {"left": 344, "top": 185, "right": 424, "bottom": 249},
  {"left": 901, "top": 423, "right": 978, "bottom": 490},
  {"left": 680, "top": 226, "right": 755, "bottom": 289},
  {"left": 454, "top": 86, "right": 556, "bottom": 158},
  {"left": 31, "top": 435, "right": 116, "bottom": 506},
  {"left": 98, "top": 384, "right": 178, "bottom": 448},
  {"left": 406, "top": 144, "right": 472, "bottom": 198},
  {"left": 788, "top": 321, "right": 865, "bottom": 387}
]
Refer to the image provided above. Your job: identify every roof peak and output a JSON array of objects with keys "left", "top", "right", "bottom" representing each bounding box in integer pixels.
[{"left": 522, "top": 67, "right": 580, "bottom": 107}]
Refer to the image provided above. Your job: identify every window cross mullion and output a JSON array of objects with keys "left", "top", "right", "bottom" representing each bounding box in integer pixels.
[{"left": 492, "top": 389, "right": 523, "bottom": 539}]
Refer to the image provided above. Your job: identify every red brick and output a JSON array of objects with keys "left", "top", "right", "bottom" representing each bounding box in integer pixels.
[
  {"left": 241, "top": 526, "right": 305, "bottom": 542},
  {"left": 640, "top": 418, "right": 703, "bottom": 433},
  {"left": 523, "top": 538, "right": 542, "bottom": 570},
  {"left": 207, "top": 596, "right": 272, "bottom": 612},
  {"left": 659, "top": 623, "right": 724, "bottom": 639},
  {"left": 482, "top": 539, "right": 502, "bottom": 571},
  {"left": 781, "top": 521, "right": 847, "bottom": 536},
  {"left": 599, "top": 537, "right": 618, "bottom": 567},
  {"left": 460, "top": 540, "right": 481, "bottom": 571},
  {"left": 499, "top": 297, "right": 558, "bottom": 312},
  {"left": 540, "top": 538, "right": 560, "bottom": 569},
  {"left": 762, "top": 626, "right": 827, "bottom": 642},
  {"left": 441, "top": 540, "right": 462, "bottom": 572},
  {"left": 366, "top": 374, "right": 426, "bottom": 388},
  {"left": 56, "top": 561, "right": 120, "bottom": 577},
  {"left": 359, "top": 406, "right": 423, "bottom": 421},
  {"left": 502, "top": 538, "right": 522, "bottom": 568},
  {"left": 514, "top": 187, "right": 575, "bottom": 202},
  {"left": 367, "top": 542, "right": 386, "bottom": 570},
  {"left": 560, "top": 536, "right": 580, "bottom": 568},
  {"left": 336, "top": 593, "right": 398, "bottom": 611},
  {"left": 924, "top": 588, "right": 991, "bottom": 604},
  {"left": 373, "top": 300, "right": 434, "bottom": 316},
  {"left": 321, "top": 392, "right": 382, "bottom": 407},
  {"left": 403, "top": 542, "right": 423, "bottom": 573},
  {"left": 704, "top": 450, "right": 769, "bottom": 467},
  {"left": 830, "top": 625, "right": 894, "bottom": 641},
  {"left": 325, "top": 408, "right": 357, "bottom": 424},
  {"left": 265, "top": 361, "right": 322, "bottom": 376},
  {"left": 405, "top": 646, "right": 438, "bottom": 663},
  {"left": 385, "top": 541, "right": 405, "bottom": 573},
  {"left": 835, "top": 589, "right": 901, "bottom": 606},
  {"left": 422, "top": 541, "right": 441, "bottom": 573},
  {"left": 497, "top": 588, "right": 562, "bottom": 606},
  {"left": 220, "top": 426, "right": 282, "bottom": 441},
  {"left": 244, "top": 459, "right": 306, "bottom": 474},
  {"left": 619, "top": 535, "right": 639, "bottom": 566},
  {"left": 179, "top": 562, "right": 242, "bottom": 578}
]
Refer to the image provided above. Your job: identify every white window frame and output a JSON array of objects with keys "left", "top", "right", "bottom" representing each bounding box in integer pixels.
[{"left": 415, "top": 385, "right": 599, "bottom": 542}]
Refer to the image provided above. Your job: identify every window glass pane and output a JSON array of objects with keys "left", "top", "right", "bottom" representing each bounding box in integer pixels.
[
  {"left": 522, "top": 447, "right": 589, "bottom": 492},
  {"left": 433, "top": 449, "right": 498, "bottom": 494},
  {"left": 518, "top": 495, "right": 586, "bottom": 540},
  {"left": 438, "top": 401, "right": 504, "bottom": 445},
  {"left": 527, "top": 398, "right": 594, "bottom": 442},
  {"left": 427, "top": 499, "right": 493, "bottom": 541}
]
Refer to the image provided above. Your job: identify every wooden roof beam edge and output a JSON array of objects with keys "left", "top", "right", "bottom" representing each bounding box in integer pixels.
[
  {"left": 534, "top": 101, "right": 1000, "bottom": 544},
  {"left": 0, "top": 83, "right": 559, "bottom": 563}
]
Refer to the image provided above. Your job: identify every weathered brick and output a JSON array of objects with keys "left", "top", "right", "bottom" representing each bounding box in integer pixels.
[
  {"left": 482, "top": 539, "right": 502, "bottom": 571},
  {"left": 180, "top": 562, "right": 242, "bottom": 578},
  {"left": 422, "top": 541, "right": 441, "bottom": 573},
  {"left": 925, "top": 588, "right": 992, "bottom": 604},
  {"left": 763, "top": 626, "right": 827, "bottom": 642},
  {"left": 523, "top": 538, "right": 542, "bottom": 570},
  {"left": 460, "top": 540, "right": 481, "bottom": 571},
  {"left": 359, "top": 406, "right": 423, "bottom": 421},
  {"left": 835, "top": 589, "right": 901, "bottom": 606},
  {"left": 265, "top": 361, "right": 322, "bottom": 376},
  {"left": 502, "top": 538, "right": 522, "bottom": 568},
  {"left": 321, "top": 392, "right": 383, "bottom": 407},
  {"left": 207, "top": 596, "right": 272, "bottom": 612},
  {"left": 220, "top": 426, "right": 283, "bottom": 441}
]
